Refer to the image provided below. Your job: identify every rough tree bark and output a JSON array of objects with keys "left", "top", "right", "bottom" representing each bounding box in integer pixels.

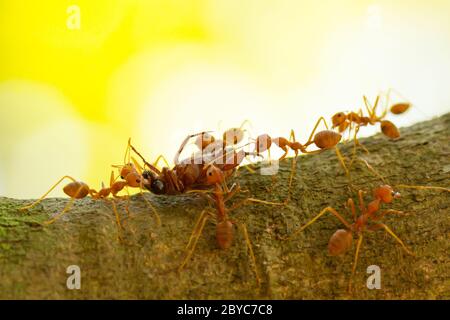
[{"left": 0, "top": 113, "right": 449, "bottom": 299}]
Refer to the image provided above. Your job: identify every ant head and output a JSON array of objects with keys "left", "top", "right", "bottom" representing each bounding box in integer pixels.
[
  {"left": 124, "top": 171, "right": 141, "bottom": 188},
  {"left": 331, "top": 112, "right": 347, "bottom": 127},
  {"left": 119, "top": 163, "right": 135, "bottom": 179},
  {"left": 205, "top": 164, "right": 224, "bottom": 185},
  {"left": 374, "top": 185, "right": 400, "bottom": 203}
]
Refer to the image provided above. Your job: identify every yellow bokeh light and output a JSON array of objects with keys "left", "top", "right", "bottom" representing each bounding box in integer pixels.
[{"left": 1, "top": 0, "right": 449, "bottom": 197}]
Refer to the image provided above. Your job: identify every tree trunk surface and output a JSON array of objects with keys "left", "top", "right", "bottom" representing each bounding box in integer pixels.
[{"left": 0, "top": 113, "right": 449, "bottom": 299}]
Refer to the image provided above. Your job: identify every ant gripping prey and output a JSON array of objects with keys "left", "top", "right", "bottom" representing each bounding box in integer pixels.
[
  {"left": 131, "top": 132, "right": 251, "bottom": 196},
  {"left": 19, "top": 140, "right": 160, "bottom": 232},
  {"left": 129, "top": 131, "right": 284, "bottom": 287},
  {"left": 130, "top": 121, "right": 271, "bottom": 199}
]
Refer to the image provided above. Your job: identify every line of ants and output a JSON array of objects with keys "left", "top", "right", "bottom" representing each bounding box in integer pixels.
[{"left": 20, "top": 89, "right": 449, "bottom": 293}]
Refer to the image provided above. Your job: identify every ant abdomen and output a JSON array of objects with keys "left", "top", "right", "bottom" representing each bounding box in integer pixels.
[
  {"left": 380, "top": 120, "right": 400, "bottom": 139},
  {"left": 328, "top": 229, "right": 353, "bottom": 256},
  {"left": 216, "top": 220, "right": 234, "bottom": 249},
  {"left": 63, "top": 182, "right": 90, "bottom": 199},
  {"left": 313, "top": 130, "right": 342, "bottom": 149},
  {"left": 390, "top": 103, "right": 410, "bottom": 115}
]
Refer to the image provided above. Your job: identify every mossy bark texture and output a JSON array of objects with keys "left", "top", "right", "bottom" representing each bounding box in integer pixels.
[{"left": 0, "top": 114, "right": 449, "bottom": 299}]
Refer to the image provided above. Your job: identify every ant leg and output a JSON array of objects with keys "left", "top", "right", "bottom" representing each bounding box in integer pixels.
[
  {"left": 20, "top": 176, "right": 78, "bottom": 210},
  {"left": 109, "top": 199, "right": 124, "bottom": 242},
  {"left": 238, "top": 222, "right": 261, "bottom": 288},
  {"left": 363, "top": 95, "right": 374, "bottom": 119},
  {"left": 334, "top": 145, "right": 350, "bottom": 178},
  {"left": 187, "top": 190, "right": 217, "bottom": 208},
  {"left": 174, "top": 131, "right": 213, "bottom": 165},
  {"left": 358, "top": 190, "right": 366, "bottom": 212},
  {"left": 183, "top": 209, "right": 208, "bottom": 250},
  {"left": 221, "top": 180, "right": 232, "bottom": 193},
  {"left": 372, "top": 209, "right": 405, "bottom": 221},
  {"left": 153, "top": 154, "right": 171, "bottom": 169},
  {"left": 242, "top": 165, "right": 256, "bottom": 174},
  {"left": 374, "top": 95, "right": 386, "bottom": 121},
  {"left": 229, "top": 197, "right": 285, "bottom": 212},
  {"left": 284, "top": 207, "right": 352, "bottom": 240},
  {"left": 286, "top": 155, "right": 297, "bottom": 203},
  {"left": 139, "top": 187, "right": 161, "bottom": 226},
  {"left": 278, "top": 146, "right": 289, "bottom": 161},
  {"left": 110, "top": 199, "right": 122, "bottom": 229},
  {"left": 356, "top": 157, "right": 387, "bottom": 184},
  {"left": 131, "top": 157, "right": 162, "bottom": 225},
  {"left": 342, "top": 121, "right": 352, "bottom": 144},
  {"left": 365, "top": 95, "right": 384, "bottom": 122},
  {"left": 239, "top": 119, "right": 253, "bottom": 130},
  {"left": 395, "top": 185, "right": 450, "bottom": 193},
  {"left": 303, "top": 116, "right": 329, "bottom": 147},
  {"left": 224, "top": 184, "right": 241, "bottom": 203},
  {"left": 123, "top": 138, "right": 132, "bottom": 165},
  {"left": 349, "top": 125, "right": 360, "bottom": 167},
  {"left": 289, "top": 129, "right": 296, "bottom": 143},
  {"left": 347, "top": 198, "right": 357, "bottom": 222},
  {"left": 122, "top": 186, "right": 131, "bottom": 217},
  {"left": 109, "top": 170, "right": 118, "bottom": 186},
  {"left": 178, "top": 209, "right": 211, "bottom": 272},
  {"left": 348, "top": 233, "right": 364, "bottom": 292},
  {"left": 42, "top": 197, "right": 76, "bottom": 225},
  {"left": 376, "top": 223, "right": 414, "bottom": 256},
  {"left": 129, "top": 145, "right": 161, "bottom": 174}
]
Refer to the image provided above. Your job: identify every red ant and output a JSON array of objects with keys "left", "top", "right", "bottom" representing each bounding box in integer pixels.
[
  {"left": 329, "top": 94, "right": 411, "bottom": 181},
  {"left": 252, "top": 117, "right": 344, "bottom": 201},
  {"left": 129, "top": 128, "right": 283, "bottom": 286},
  {"left": 131, "top": 130, "right": 254, "bottom": 196},
  {"left": 20, "top": 139, "right": 160, "bottom": 230},
  {"left": 283, "top": 180, "right": 449, "bottom": 292},
  {"left": 177, "top": 163, "right": 283, "bottom": 287}
]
